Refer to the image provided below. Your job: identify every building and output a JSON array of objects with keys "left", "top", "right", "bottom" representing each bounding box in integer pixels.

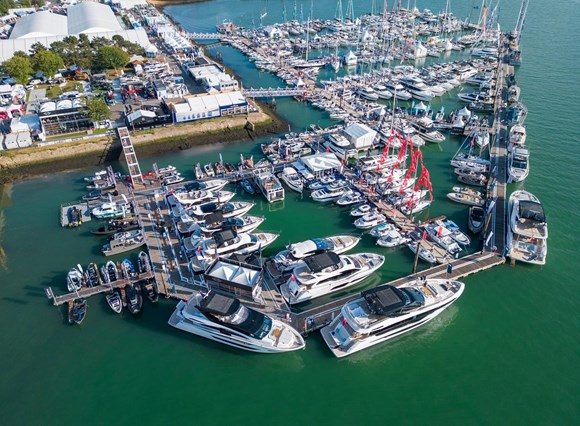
[
  {"left": 299, "top": 152, "right": 342, "bottom": 178},
  {"left": 343, "top": 122, "right": 377, "bottom": 149},
  {"left": 187, "top": 64, "right": 239, "bottom": 93},
  {"left": 204, "top": 258, "right": 263, "bottom": 301},
  {"left": 38, "top": 99, "right": 91, "bottom": 137},
  {"left": 0, "top": 3, "right": 151, "bottom": 61},
  {"left": 167, "top": 91, "right": 249, "bottom": 124}
]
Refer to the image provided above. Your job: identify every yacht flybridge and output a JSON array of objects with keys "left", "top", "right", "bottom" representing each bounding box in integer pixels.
[
  {"left": 320, "top": 279, "right": 465, "bottom": 357},
  {"left": 169, "top": 292, "right": 305, "bottom": 353},
  {"left": 280, "top": 251, "right": 385, "bottom": 305}
]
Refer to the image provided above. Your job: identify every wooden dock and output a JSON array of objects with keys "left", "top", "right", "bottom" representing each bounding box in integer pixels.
[{"left": 46, "top": 272, "right": 154, "bottom": 306}]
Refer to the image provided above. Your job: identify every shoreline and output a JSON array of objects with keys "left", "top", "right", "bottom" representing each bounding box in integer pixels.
[{"left": 0, "top": 105, "right": 287, "bottom": 184}]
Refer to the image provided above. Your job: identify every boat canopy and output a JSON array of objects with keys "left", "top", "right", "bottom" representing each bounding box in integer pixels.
[
  {"left": 200, "top": 202, "right": 219, "bottom": 213},
  {"left": 205, "top": 211, "right": 224, "bottom": 225},
  {"left": 290, "top": 238, "right": 330, "bottom": 257},
  {"left": 362, "top": 285, "right": 406, "bottom": 315},
  {"left": 199, "top": 292, "right": 240, "bottom": 316},
  {"left": 214, "top": 229, "right": 237, "bottom": 246},
  {"left": 304, "top": 251, "right": 341, "bottom": 273},
  {"left": 519, "top": 201, "right": 546, "bottom": 223}
]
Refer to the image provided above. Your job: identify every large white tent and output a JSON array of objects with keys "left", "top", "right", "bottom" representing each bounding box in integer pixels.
[{"left": 1, "top": 2, "right": 149, "bottom": 61}]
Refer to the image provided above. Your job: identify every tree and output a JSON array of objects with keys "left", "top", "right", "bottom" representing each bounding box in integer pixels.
[
  {"left": 95, "top": 46, "right": 129, "bottom": 71},
  {"left": 32, "top": 50, "right": 64, "bottom": 78},
  {"left": 4, "top": 54, "right": 33, "bottom": 85},
  {"left": 29, "top": 42, "right": 47, "bottom": 57},
  {"left": 85, "top": 97, "right": 111, "bottom": 123}
]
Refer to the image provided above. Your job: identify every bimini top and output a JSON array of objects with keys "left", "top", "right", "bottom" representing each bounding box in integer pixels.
[
  {"left": 213, "top": 229, "right": 237, "bottom": 246},
  {"left": 304, "top": 251, "right": 341, "bottom": 273},
  {"left": 199, "top": 292, "right": 240, "bottom": 316},
  {"left": 204, "top": 211, "right": 224, "bottom": 226},
  {"left": 519, "top": 200, "right": 546, "bottom": 223},
  {"left": 362, "top": 285, "right": 406, "bottom": 315},
  {"left": 290, "top": 238, "right": 330, "bottom": 257}
]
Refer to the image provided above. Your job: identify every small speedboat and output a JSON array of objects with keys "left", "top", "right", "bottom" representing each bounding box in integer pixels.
[
  {"left": 67, "top": 266, "right": 84, "bottom": 292},
  {"left": 377, "top": 230, "right": 410, "bottom": 248},
  {"left": 125, "top": 284, "right": 143, "bottom": 315},
  {"left": 140, "top": 281, "right": 159, "bottom": 303},
  {"left": 84, "top": 263, "right": 101, "bottom": 287},
  {"left": 369, "top": 222, "right": 397, "bottom": 238},
  {"left": 354, "top": 211, "right": 387, "bottom": 229},
  {"left": 446, "top": 192, "right": 485, "bottom": 206},
  {"left": 106, "top": 291, "right": 123, "bottom": 314},
  {"left": 69, "top": 299, "right": 87, "bottom": 325},
  {"left": 350, "top": 204, "right": 373, "bottom": 217},
  {"left": 101, "top": 260, "right": 119, "bottom": 284},
  {"left": 336, "top": 192, "right": 365, "bottom": 206},
  {"left": 407, "top": 241, "right": 437, "bottom": 264},
  {"left": 121, "top": 259, "right": 137, "bottom": 279},
  {"left": 240, "top": 179, "right": 255, "bottom": 195},
  {"left": 452, "top": 186, "right": 483, "bottom": 198},
  {"left": 137, "top": 251, "right": 151, "bottom": 274},
  {"left": 458, "top": 174, "right": 487, "bottom": 187},
  {"left": 440, "top": 220, "right": 471, "bottom": 246},
  {"left": 468, "top": 206, "right": 485, "bottom": 234}
]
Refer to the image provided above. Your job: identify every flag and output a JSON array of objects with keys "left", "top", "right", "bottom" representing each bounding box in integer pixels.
[
  {"left": 326, "top": 145, "right": 330, "bottom": 153},
  {"left": 342, "top": 317, "right": 348, "bottom": 326},
  {"left": 422, "top": 230, "right": 427, "bottom": 240},
  {"left": 291, "top": 274, "right": 296, "bottom": 282},
  {"left": 438, "top": 226, "right": 443, "bottom": 236}
]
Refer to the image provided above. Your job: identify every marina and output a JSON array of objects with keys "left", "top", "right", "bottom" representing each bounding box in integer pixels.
[
  {"left": 2, "top": 0, "right": 577, "bottom": 424},
  {"left": 47, "top": 40, "right": 514, "bottom": 337}
]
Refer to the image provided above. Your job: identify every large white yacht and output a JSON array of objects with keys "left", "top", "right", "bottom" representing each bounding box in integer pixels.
[
  {"left": 509, "top": 124, "right": 527, "bottom": 147},
  {"left": 280, "top": 252, "right": 385, "bottom": 304},
  {"left": 167, "top": 190, "right": 235, "bottom": 208},
  {"left": 320, "top": 279, "right": 465, "bottom": 357},
  {"left": 189, "top": 201, "right": 254, "bottom": 219},
  {"left": 169, "top": 292, "right": 305, "bottom": 353},
  {"left": 186, "top": 230, "right": 278, "bottom": 271},
  {"left": 277, "top": 167, "right": 303, "bottom": 193},
  {"left": 507, "top": 190, "right": 548, "bottom": 265},
  {"left": 272, "top": 235, "right": 360, "bottom": 272}
]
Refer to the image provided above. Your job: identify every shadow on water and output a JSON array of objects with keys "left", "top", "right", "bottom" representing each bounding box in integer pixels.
[{"left": 2, "top": 296, "right": 29, "bottom": 305}]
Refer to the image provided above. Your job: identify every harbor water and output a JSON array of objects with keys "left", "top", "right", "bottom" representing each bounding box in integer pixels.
[{"left": 0, "top": 0, "right": 578, "bottom": 424}]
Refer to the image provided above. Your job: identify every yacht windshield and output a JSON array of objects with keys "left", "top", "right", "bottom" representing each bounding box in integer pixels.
[{"left": 222, "top": 306, "right": 273, "bottom": 339}]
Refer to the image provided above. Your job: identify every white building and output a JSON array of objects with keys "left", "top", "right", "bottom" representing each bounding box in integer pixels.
[
  {"left": 0, "top": 3, "right": 151, "bottom": 61},
  {"left": 343, "top": 122, "right": 377, "bottom": 149},
  {"left": 169, "top": 91, "right": 249, "bottom": 124},
  {"left": 188, "top": 64, "right": 239, "bottom": 93},
  {"left": 300, "top": 152, "right": 342, "bottom": 178}
]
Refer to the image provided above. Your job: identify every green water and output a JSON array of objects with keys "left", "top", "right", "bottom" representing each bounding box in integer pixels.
[{"left": 0, "top": 1, "right": 578, "bottom": 424}]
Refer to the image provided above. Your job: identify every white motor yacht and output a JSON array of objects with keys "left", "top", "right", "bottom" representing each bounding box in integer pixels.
[
  {"left": 357, "top": 87, "right": 379, "bottom": 101},
  {"left": 184, "top": 179, "right": 228, "bottom": 192},
  {"left": 377, "top": 230, "right": 411, "bottom": 248},
  {"left": 168, "top": 190, "right": 235, "bottom": 207},
  {"left": 507, "top": 190, "right": 548, "bottom": 265},
  {"left": 336, "top": 192, "right": 365, "bottom": 206},
  {"left": 278, "top": 167, "right": 303, "bottom": 193},
  {"left": 369, "top": 222, "right": 397, "bottom": 238},
  {"left": 354, "top": 211, "right": 387, "bottom": 229},
  {"left": 426, "top": 223, "right": 462, "bottom": 256},
  {"left": 186, "top": 230, "right": 278, "bottom": 271},
  {"left": 169, "top": 292, "right": 305, "bottom": 353},
  {"left": 320, "top": 279, "right": 465, "bottom": 357},
  {"left": 189, "top": 201, "right": 254, "bottom": 219},
  {"left": 350, "top": 204, "right": 373, "bottom": 217},
  {"left": 311, "top": 184, "right": 351, "bottom": 203},
  {"left": 508, "top": 147, "right": 530, "bottom": 182},
  {"left": 280, "top": 252, "right": 385, "bottom": 304},
  {"left": 288, "top": 235, "right": 360, "bottom": 259},
  {"left": 509, "top": 124, "right": 527, "bottom": 147},
  {"left": 407, "top": 241, "right": 437, "bottom": 264}
]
